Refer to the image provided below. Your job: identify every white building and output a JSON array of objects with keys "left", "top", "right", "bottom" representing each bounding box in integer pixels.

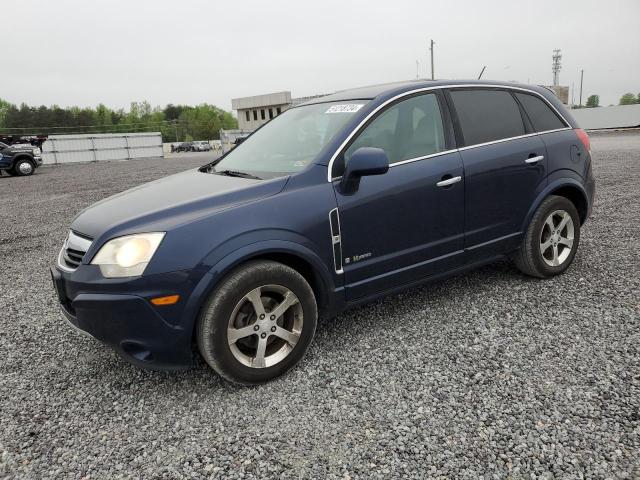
[{"left": 231, "top": 91, "right": 328, "bottom": 131}]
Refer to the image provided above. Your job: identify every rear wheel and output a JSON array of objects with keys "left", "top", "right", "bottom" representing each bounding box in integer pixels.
[
  {"left": 512, "top": 195, "right": 580, "bottom": 278},
  {"left": 197, "top": 260, "right": 317, "bottom": 385}
]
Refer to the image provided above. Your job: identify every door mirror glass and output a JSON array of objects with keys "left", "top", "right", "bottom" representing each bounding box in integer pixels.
[{"left": 340, "top": 147, "right": 389, "bottom": 194}]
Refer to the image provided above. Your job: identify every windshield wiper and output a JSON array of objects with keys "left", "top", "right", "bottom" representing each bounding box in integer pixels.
[{"left": 214, "top": 169, "right": 262, "bottom": 180}]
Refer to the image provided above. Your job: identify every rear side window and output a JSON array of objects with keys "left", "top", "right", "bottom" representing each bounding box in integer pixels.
[
  {"left": 514, "top": 92, "right": 567, "bottom": 132},
  {"left": 450, "top": 89, "right": 525, "bottom": 146}
]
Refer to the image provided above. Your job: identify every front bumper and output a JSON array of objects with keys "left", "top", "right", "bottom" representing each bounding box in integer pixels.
[{"left": 50, "top": 266, "right": 197, "bottom": 370}]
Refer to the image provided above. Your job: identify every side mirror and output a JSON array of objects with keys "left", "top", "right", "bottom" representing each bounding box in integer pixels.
[{"left": 339, "top": 147, "right": 389, "bottom": 194}]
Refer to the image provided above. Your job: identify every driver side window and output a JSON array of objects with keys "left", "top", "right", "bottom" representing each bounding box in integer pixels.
[{"left": 340, "top": 93, "right": 446, "bottom": 175}]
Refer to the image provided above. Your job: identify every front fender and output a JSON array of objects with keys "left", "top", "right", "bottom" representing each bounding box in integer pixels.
[
  {"left": 179, "top": 238, "right": 341, "bottom": 340},
  {"left": 521, "top": 172, "right": 588, "bottom": 232}
]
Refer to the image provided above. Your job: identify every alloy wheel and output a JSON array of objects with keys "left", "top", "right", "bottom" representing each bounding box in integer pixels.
[
  {"left": 227, "top": 284, "right": 303, "bottom": 368},
  {"left": 539, "top": 209, "right": 574, "bottom": 267}
]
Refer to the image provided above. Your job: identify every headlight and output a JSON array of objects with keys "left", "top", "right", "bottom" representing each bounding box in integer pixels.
[
  {"left": 91, "top": 232, "right": 165, "bottom": 278},
  {"left": 34, "top": 148, "right": 41, "bottom": 155}
]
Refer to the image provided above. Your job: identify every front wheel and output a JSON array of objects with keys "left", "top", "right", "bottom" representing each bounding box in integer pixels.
[
  {"left": 512, "top": 195, "right": 581, "bottom": 278},
  {"left": 197, "top": 260, "right": 317, "bottom": 385},
  {"left": 13, "top": 158, "right": 35, "bottom": 176}
]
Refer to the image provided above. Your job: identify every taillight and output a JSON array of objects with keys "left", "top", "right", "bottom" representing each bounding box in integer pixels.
[{"left": 574, "top": 128, "right": 590, "bottom": 151}]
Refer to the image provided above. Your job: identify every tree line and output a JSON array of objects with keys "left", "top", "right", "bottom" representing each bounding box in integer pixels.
[
  {"left": 577, "top": 92, "right": 640, "bottom": 108},
  {"left": 0, "top": 99, "right": 238, "bottom": 142}
]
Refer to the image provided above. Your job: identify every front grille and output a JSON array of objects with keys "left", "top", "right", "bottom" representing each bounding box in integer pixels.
[
  {"left": 63, "top": 247, "right": 85, "bottom": 269},
  {"left": 58, "top": 231, "right": 92, "bottom": 272}
]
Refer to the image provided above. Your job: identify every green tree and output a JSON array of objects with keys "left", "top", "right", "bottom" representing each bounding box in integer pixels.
[
  {"left": 177, "top": 104, "right": 238, "bottom": 141},
  {"left": 619, "top": 92, "right": 636, "bottom": 105},
  {"left": 0, "top": 98, "right": 15, "bottom": 129},
  {"left": 586, "top": 95, "right": 599, "bottom": 108},
  {"left": 0, "top": 99, "right": 236, "bottom": 141}
]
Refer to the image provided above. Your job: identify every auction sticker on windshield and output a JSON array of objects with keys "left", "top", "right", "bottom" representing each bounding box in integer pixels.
[{"left": 325, "top": 104, "right": 364, "bottom": 113}]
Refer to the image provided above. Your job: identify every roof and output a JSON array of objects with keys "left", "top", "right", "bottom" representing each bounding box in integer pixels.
[{"left": 298, "top": 79, "right": 554, "bottom": 106}]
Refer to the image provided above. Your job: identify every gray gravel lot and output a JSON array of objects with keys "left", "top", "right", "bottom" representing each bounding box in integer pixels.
[{"left": 1, "top": 137, "right": 638, "bottom": 479}]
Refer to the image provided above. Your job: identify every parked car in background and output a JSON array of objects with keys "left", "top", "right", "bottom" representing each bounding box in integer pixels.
[
  {"left": 0, "top": 141, "right": 43, "bottom": 176},
  {"left": 193, "top": 141, "right": 213, "bottom": 152},
  {"left": 51, "top": 80, "right": 594, "bottom": 385},
  {"left": 233, "top": 135, "right": 249, "bottom": 147},
  {"left": 174, "top": 142, "right": 194, "bottom": 152}
]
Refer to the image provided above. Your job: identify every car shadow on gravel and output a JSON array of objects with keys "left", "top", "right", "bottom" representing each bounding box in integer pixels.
[{"left": 73, "top": 259, "right": 530, "bottom": 390}]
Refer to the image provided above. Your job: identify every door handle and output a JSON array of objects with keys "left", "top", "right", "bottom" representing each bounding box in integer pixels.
[
  {"left": 436, "top": 176, "right": 462, "bottom": 187},
  {"left": 525, "top": 155, "right": 544, "bottom": 164}
]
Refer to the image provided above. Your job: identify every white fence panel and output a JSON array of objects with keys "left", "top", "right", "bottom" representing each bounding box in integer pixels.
[
  {"left": 95, "top": 148, "right": 129, "bottom": 161},
  {"left": 93, "top": 136, "right": 127, "bottom": 150},
  {"left": 572, "top": 104, "right": 640, "bottom": 130},
  {"left": 42, "top": 132, "right": 163, "bottom": 165}
]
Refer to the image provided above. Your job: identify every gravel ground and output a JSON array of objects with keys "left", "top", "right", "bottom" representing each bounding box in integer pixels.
[{"left": 0, "top": 136, "right": 638, "bottom": 479}]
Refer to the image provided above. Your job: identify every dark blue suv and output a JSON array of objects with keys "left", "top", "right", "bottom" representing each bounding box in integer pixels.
[{"left": 51, "top": 80, "right": 595, "bottom": 384}]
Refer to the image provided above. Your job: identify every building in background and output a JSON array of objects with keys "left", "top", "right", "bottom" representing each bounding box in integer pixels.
[
  {"left": 231, "top": 91, "right": 328, "bottom": 131},
  {"left": 547, "top": 85, "right": 569, "bottom": 105}
]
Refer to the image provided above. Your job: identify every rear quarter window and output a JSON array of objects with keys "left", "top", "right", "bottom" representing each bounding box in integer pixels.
[
  {"left": 450, "top": 89, "right": 525, "bottom": 146},
  {"left": 514, "top": 92, "right": 567, "bottom": 132}
]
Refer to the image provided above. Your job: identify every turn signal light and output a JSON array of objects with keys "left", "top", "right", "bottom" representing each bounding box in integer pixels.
[{"left": 150, "top": 295, "right": 180, "bottom": 306}]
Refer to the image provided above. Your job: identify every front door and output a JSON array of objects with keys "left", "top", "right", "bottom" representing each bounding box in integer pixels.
[{"left": 331, "top": 92, "right": 465, "bottom": 300}]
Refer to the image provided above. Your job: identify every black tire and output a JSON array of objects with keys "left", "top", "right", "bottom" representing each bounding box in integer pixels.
[
  {"left": 13, "top": 158, "right": 35, "bottom": 176},
  {"left": 512, "top": 195, "right": 581, "bottom": 278},
  {"left": 197, "top": 260, "right": 317, "bottom": 385}
]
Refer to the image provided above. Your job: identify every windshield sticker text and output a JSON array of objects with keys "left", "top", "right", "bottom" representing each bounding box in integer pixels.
[{"left": 325, "top": 104, "right": 364, "bottom": 114}]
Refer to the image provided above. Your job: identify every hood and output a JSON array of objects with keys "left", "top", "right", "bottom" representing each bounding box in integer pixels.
[{"left": 71, "top": 168, "right": 288, "bottom": 239}]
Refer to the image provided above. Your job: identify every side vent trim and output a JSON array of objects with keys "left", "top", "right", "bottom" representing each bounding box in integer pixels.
[{"left": 329, "top": 208, "right": 343, "bottom": 274}]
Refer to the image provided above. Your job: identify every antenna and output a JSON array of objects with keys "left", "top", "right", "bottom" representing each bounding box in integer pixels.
[
  {"left": 416, "top": 60, "right": 419, "bottom": 79},
  {"left": 552, "top": 49, "right": 562, "bottom": 86},
  {"left": 477, "top": 66, "right": 486, "bottom": 79}
]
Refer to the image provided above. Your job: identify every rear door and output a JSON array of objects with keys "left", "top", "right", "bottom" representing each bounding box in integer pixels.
[
  {"left": 331, "top": 92, "right": 465, "bottom": 300},
  {"left": 446, "top": 88, "right": 548, "bottom": 259}
]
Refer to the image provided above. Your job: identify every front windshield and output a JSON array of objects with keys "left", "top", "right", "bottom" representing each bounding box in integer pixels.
[{"left": 213, "top": 101, "right": 368, "bottom": 179}]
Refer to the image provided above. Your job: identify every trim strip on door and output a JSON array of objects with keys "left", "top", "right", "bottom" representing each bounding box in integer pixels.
[{"left": 329, "top": 208, "right": 343, "bottom": 274}]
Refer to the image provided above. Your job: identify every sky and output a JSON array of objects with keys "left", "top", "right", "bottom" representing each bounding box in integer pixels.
[{"left": 2, "top": 0, "right": 639, "bottom": 113}]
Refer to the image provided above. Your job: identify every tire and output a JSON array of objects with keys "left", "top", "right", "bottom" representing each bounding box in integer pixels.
[
  {"left": 197, "top": 260, "right": 317, "bottom": 385},
  {"left": 13, "top": 158, "right": 35, "bottom": 176},
  {"left": 512, "top": 195, "right": 581, "bottom": 278}
]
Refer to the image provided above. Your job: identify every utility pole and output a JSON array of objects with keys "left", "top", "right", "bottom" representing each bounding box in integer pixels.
[
  {"left": 172, "top": 119, "right": 179, "bottom": 142},
  {"left": 429, "top": 39, "right": 435, "bottom": 80},
  {"left": 579, "top": 69, "right": 584, "bottom": 107},
  {"left": 552, "top": 49, "right": 562, "bottom": 86}
]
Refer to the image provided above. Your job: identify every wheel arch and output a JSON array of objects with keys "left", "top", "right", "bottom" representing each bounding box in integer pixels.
[
  {"left": 523, "top": 177, "right": 589, "bottom": 232},
  {"left": 549, "top": 184, "right": 588, "bottom": 224},
  {"left": 12, "top": 154, "right": 36, "bottom": 168},
  {"left": 183, "top": 240, "right": 339, "bottom": 343}
]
